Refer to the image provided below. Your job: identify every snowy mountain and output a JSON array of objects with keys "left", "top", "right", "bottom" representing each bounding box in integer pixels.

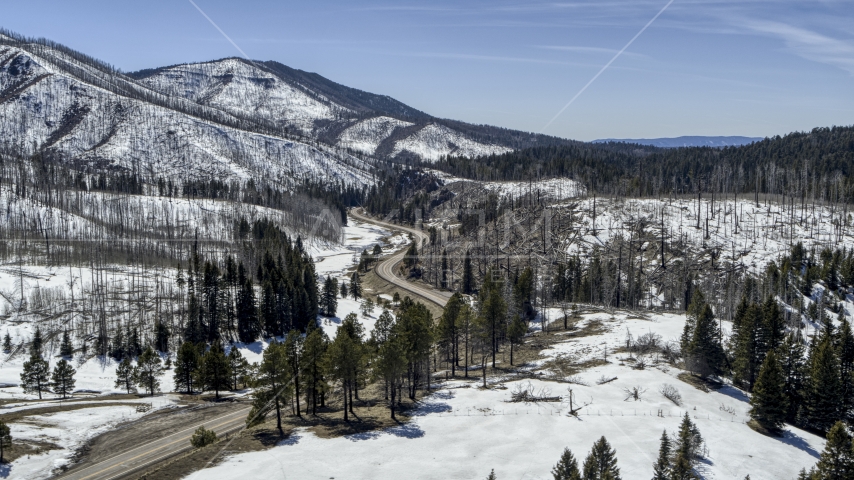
[
  {"left": 593, "top": 135, "right": 763, "bottom": 148},
  {"left": 130, "top": 57, "right": 523, "bottom": 162},
  {"left": 0, "top": 38, "right": 373, "bottom": 190}
]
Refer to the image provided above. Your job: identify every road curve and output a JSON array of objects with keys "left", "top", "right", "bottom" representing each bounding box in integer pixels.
[
  {"left": 349, "top": 208, "right": 451, "bottom": 308},
  {"left": 54, "top": 406, "right": 251, "bottom": 480}
]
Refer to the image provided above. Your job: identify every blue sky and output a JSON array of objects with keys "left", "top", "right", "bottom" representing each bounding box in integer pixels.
[{"left": 3, "top": 0, "right": 853, "bottom": 141}]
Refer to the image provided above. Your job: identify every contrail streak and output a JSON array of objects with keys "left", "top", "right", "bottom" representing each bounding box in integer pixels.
[
  {"left": 188, "top": 0, "right": 253, "bottom": 60},
  {"left": 542, "top": 0, "right": 676, "bottom": 132}
]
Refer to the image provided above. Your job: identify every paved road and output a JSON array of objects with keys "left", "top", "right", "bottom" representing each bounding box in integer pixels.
[
  {"left": 350, "top": 208, "right": 452, "bottom": 308},
  {"left": 54, "top": 406, "right": 251, "bottom": 480}
]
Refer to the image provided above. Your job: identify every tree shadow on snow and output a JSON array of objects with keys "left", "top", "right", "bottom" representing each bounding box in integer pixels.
[
  {"left": 715, "top": 384, "right": 750, "bottom": 403},
  {"left": 775, "top": 430, "right": 821, "bottom": 459},
  {"left": 0, "top": 463, "right": 10, "bottom": 479},
  {"left": 277, "top": 432, "right": 302, "bottom": 446},
  {"left": 409, "top": 400, "right": 452, "bottom": 416}
]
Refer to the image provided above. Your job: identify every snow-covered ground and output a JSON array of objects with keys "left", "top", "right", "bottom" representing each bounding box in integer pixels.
[
  {"left": 393, "top": 123, "right": 512, "bottom": 162},
  {"left": 4, "top": 397, "right": 176, "bottom": 480},
  {"left": 337, "top": 116, "right": 413, "bottom": 155},
  {"left": 190, "top": 310, "right": 825, "bottom": 480},
  {"left": 566, "top": 196, "right": 850, "bottom": 270}
]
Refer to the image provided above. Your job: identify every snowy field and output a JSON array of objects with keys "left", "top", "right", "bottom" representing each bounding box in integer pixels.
[
  {"left": 190, "top": 310, "right": 825, "bottom": 480},
  {"left": 567, "top": 196, "right": 851, "bottom": 270}
]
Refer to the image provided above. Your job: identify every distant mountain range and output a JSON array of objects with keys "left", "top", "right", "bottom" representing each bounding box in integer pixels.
[{"left": 592, "top": 136, "right": 763, "bottom": 148}]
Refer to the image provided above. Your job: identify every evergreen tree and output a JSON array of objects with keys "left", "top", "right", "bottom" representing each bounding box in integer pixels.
[
  {"left": 321, "top": 276, "right": 338, "bottom": 317},
  {"left": 51, "top": 359, "right": 76, "bottom": 399},
  {"left": 651, "top": 430, "right": 671, "bottom": 480},
  {"left": 462, "top": 251, "right": 475, "bottom": 294},
  {"left": 350, "top": 272, "right": 362, "bottom": 300},
  {"left": 837, "top": 318, "right": 854, "bottom": 422},
  {"left": 760, "top": 296, "right": 785, "bottom": 352},
  {"left": 486, "top": 469, "right": 497, "bottom": 480},
  {"left": 375, "top": 322, "right": 407, "bottom": 419},
  {"left": 227, "top": 347, "right": 249, "bottom": 390},
  {"left": 284, "top": 330, "right": 304, "bottom": 416},
  {"left": 326, "top": 322, "right": 360, "bottom": 421},
  {"left": 779, "top": 334, "right": 808, "bottom": 423},
  {"left": 552, "top": 447, "right": 581, "bottom": 480},
  {"left": 582, "top": 436, "right": 621, "bottom": 480},
  {"left": 115, "top": 357, "right": 137, "bottom": 394},
  {"left": 59, "top": 330, "right": 73, "bottom": 357},
  {"left": 237, "top": 279, "right": 260, "bottom": 344},
  {"left": 2, "top": 332, "right": 11, "bottom": 354},
  {"left": 732, "top": 303, "right": 761, "bottom": 389},
  {"left": 301, "top": 327, "right": 329, "bottom": 415},
  {"left": 0, "top": 419, "right": 10, "bottom": 463},
  {"left": 672, "top": 413, "right": 703, "bottom": 479},
  {"left": 30, "top": 326, "right": 43, "bottom": 357},
  {"left": 136, "top": 346, "right": 164, "bottom": 396},
  {"left": 173, "top": 341, "right": 200, "bottom": 394},
  {"left": 749, "top": 350, "right": 787, "bottom": 429},
  {"left": 809, "top": 336, "right": 842, "bottom": 432},
  {"left": 816, "top": 421, "right": 854, "bottom": 479},
  {"left": 340, "top": 282, "right": 348, "bottom": 299},
  {"left": 20, "top": 351, "right": 50, "bottom": 399},
  {"left": 480, "top": 270, "right": 507, "bottom": 368},
  {"left": 438, "top": 293, "right": 463, "bottom": 376},
  {"left": 685, "top": 303, "right": 725, "bottom": 378},
  {"left": 199, "top": 341, "right": 231, "bottom": 399},
  {"left": 155, "top": 321, "right": 170, "bottom": 353},
  {"left": 248, "top": 340, "right": 290, "bottom": 433}
]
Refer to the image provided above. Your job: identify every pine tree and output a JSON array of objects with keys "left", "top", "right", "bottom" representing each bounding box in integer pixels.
[
  {"left": 0, "top": 419, "right": 10, "bottom": 463},
  {"left": 155, "top": 321, "right": 170, "bottom": 353},
  {"left": 236, "top": 279, "right": 260, "bottom": 344},
  {"left": 462, "top": 251, "right": 475, "bottom": 294},
  {"left": 808, "top": 335, "right": 842, "bottom": 432},
  {"left": 199, "top": 341, "right": 231, "bottom": 399},
  {"left": 173, "top": 341, "right": 200, "bottom": 394},
  {"left": 759, "top": 296, "right": 785, "bottom": 352},
  {"left": 20, "top": 351, "right": 50, "bottom": 399},
  {"left": 2, "top": 332, "right": 11, "bottom": 354},
  {"left": 552, "top": 447, "right": 581, "bottom": 480},
  {"left": 486, "top": 469, "right": 497, "bottom": 480},
  {"left": 732, "top": 304, "right": 761, "bottom": 389},
  {"left": 115, "top": 357, "right": 137, "bottom": 394},
  {"left": 30, "top": 326, "right": 43, "bottom": 357},
  {"left": 284, "top": 330, "right": 303, "bottom": 416},
  {"left": 248, "top": 340, "right": 290, "bottom": 433},
  {"left": 301, "top": 327, "right": 329, "bottom": 415},
  {"left": 340, "top": 282, "right": 348, "bottom": 299},
  {"left": 651, "top": 430, "right": 671, "bottom": 480},
  {"left": 582, "top": 436, "right": 621, "bottom": 480},
  {"left": 685, "top": 303, "right": 725, "bottom": 378},
  {"left": 671, "top": 413, "right": 703, "bottom": 479},
  {"left": 59, "top": 330, "right": 73, "bottom": 357},
  {"left": 322, "top": 276, "right": 338, "bottom": 317},
  {"left": 51, "top": 359, "right": 76, "bottom": 399},
  {"left": 136, "top": 346, "right": 164, "bottom": 396},
  {"left": 749, "top": 350, "right": 787, "bottom": 429},
  {"left": 227, "top": 347, "right": 249, "bottom": 390},
  {"left": 779, "top": 334, "right": 807, "bottom": 422},
  {"left": 837, "top": 318, "right": 854, "bottom": 422},
  {"left": 816, "top": 421, "right": 854, "bottom": 479},
  {"left": 326, "top": 324, "right": 360, "bottom": 421},
  {"left": 350, "top": 272, "right": 362, "bottom": 300}
]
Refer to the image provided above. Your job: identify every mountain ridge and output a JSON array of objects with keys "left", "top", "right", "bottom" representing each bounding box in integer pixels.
[{"left": 593, "top": 135, "right": 763, "bottom": 148}]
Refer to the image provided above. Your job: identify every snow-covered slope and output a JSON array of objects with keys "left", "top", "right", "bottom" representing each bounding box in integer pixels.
[
  {"left": 0, "top": 45, "right": 372, "bottom": 188},
  {"left": 337, "top": 116, "right": 413, "bottom": 155},
  {"left": 135, "top": 58, "right": 345, "bottom": 136},
  {"left": 392, "top": 123, "right": 512, "bottom": 162}
]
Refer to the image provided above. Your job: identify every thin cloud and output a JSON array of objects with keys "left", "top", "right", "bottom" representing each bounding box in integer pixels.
[{"left": 740, "top": 19, "right": 854, "bottom": 75}]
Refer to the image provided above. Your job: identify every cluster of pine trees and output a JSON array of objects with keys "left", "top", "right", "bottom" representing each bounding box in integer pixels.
[{"left": 248, "top": 299, "right": 435, "bottom": 429}]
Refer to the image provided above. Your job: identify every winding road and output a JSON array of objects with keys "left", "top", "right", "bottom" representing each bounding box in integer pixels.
[
  {"left": 54, "top": 406, "right": 250, "bottom": 480},
  {"left": 350, "top": 208, "right": 451, "bottom": 308}
]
